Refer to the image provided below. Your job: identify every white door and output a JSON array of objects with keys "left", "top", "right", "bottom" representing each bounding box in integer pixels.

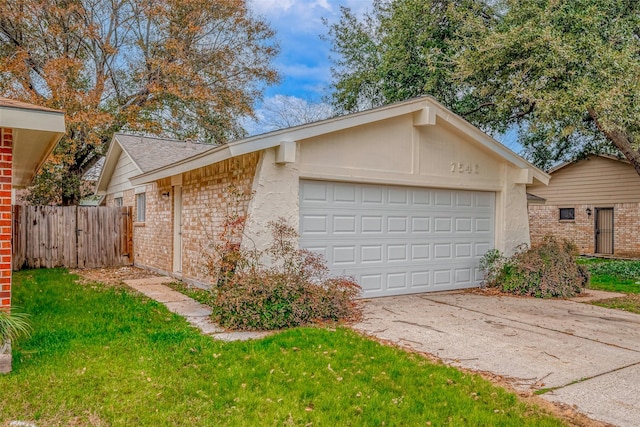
[
  {"left": 173, "top": 186, "right": 183, "bottom": 274},
  {"left": 299, "top": 180, "right": 495, "bottom": 298}
]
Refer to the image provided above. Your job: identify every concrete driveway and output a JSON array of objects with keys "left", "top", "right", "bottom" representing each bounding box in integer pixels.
[{"left": 353, "top": 291, "right": 640, "bottom": 427}]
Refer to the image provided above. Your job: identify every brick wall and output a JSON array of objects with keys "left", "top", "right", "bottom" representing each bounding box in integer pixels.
[
  {"left": 109, "top": 153, "right": 260, "bottom": 284},
  {"left": 180, "top": 153, "right": 259, "bottom": 283},
  {"left": 104, "top": 189, "right": 135, "bottom": 208},
  {"left": 528, "top": 203, "right": 640, "bottom": 257},
  {"left": 133, "top": 180, "right": 173, "bottom": 272},
  {"left": 0, "top": 128, "right": 12, "bottom": 310}
]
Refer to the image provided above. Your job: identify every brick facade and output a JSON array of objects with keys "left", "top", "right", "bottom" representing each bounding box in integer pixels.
[
  {"left": 109, "top": 153, "right": 260, "bottom": 284},
  {"left": 180, "top": 152, "right": 259, "bottom": 283},
  {"left": 0, "top": 128, "right": 12, "bottom": 310},
  {"left": 528, "top": 203, "right": 640, "bottom": 257}
]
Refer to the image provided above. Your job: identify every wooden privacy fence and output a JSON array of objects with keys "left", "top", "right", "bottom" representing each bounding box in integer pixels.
[{"left": 12, "top": 205, "right": 133, "bottom": 270}]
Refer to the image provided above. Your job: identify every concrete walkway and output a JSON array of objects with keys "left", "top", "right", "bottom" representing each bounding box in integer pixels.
[
  {"left": 354, "top": 290, "right": 640, "bottom": 427},
  {"left": 124, "top": 277, "right": 270, "bottom": 342}
]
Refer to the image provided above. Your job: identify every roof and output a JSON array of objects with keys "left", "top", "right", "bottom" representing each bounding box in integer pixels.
[
  {"left": 95, "top": 134, "right": 215, "bottom": 194},
  {"left": 0, "top": 97, "right": 63, "bottom": 114},
  {"left": 129, "top": 96, "right": 550, "bottom": 186},
  {"left": 526, "top": 192, "right": 547, "bottom": 203},
  {"left": 548, "top": 154, "right": 628, "bottom": 174},
  {"left": 0, "top": 97, "right": 66, "bottom": 188}
]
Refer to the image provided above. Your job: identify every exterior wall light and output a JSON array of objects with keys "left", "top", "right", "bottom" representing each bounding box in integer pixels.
[{"left": 586, "top": 207, "right": 592, "bottom": 217}]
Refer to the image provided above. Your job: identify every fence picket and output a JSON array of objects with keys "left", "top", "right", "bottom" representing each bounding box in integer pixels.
[{"left": 12, "top": 206, "right": 132, "bottom": 270}]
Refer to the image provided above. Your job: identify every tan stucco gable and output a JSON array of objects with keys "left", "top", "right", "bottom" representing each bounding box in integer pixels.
[{"left": 129, "top": 97, "right": 549, "bottom": 186}]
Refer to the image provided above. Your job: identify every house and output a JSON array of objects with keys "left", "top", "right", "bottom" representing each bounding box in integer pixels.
[
  {"left": 97, "top": 96, "right": 549, "bottom": 298},
  {"left": 0, "top": 97, "right": 66, "bottom": 372},
  {"left": 527, "top": 154, "right": 640, "bottom": 257}
]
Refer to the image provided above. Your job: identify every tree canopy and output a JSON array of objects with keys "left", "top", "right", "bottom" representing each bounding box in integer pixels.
[
  {"left": 327, "top": 0, "right": 640, "bottom": 173},
  {"left": 0, "top": 0, "right": 279, "bottom": 204}
]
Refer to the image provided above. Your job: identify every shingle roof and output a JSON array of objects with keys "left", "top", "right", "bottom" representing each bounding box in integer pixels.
[
  {"left": 114, "top": 134, "right": 215, "bottom": 173},
  {"left": 0, "top": 97, "right": 63, "bottom": 113}
]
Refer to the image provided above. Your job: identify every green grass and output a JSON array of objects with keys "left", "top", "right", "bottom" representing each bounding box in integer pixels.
[
  {"left": 0, "top": 269, "right": 565, "bottom": 426},
  {"left": 579, "top": 257, "right": 640, "bottom": 294},
  {"left": 579, "top": 258, "right": 640, "bottom": 314}
]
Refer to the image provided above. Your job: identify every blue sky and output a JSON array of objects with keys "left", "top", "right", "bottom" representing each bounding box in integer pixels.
[
  {"left": 247, "top": 0, "right": 521, "bottom": 152},
  {"left": 249, "top": 0, "right": 369, "bottom": 102}
]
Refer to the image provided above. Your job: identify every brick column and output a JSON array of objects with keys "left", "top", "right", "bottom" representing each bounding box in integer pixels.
[{"left": 0, "top": 128, "right": 12, "bottom": 310}]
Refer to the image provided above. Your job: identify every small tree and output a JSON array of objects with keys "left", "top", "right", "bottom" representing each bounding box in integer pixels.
[{"left": 0, "top": 310, "right": 32, "bottom": 353}]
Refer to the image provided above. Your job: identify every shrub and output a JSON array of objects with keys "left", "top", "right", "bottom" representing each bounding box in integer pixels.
[
  {"left": 210, "top": 219, "right": 362, "bottom": 330},
  {"left": 480, "top": 236, "right": 588, "bottom": 298}
]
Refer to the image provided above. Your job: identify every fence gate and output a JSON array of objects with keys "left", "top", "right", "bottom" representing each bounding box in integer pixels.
[{"left": 12, "top": 205, "right": 133, "bottom": 270}]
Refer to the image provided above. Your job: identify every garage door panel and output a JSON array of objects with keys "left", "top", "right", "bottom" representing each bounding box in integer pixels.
[
  {"left": 387, "top": 245, "right": 408, "bottom": 262},
  {"left": 300, "top": 180, "right": 495, "bottom": 297},
  {"left": 411, "top": 244, "right": 430, "bottom": 260},
  {"left": 300, "top": 215, "right": 328, "bottom": 234},
  {"left": 333, "top": 183, "right": 357, "bottom": 203},
  {"left": 389, "top": 188, "right": 409, "bottom": 204},
  {"left": 333, "top": 215, "right": 356, "bottom": 233},
  {"left": 411, "top": 271, "right": 431, "bottom": 288},
  {"left": 412, "top": 190, "right": 431, "bottom": 205}
]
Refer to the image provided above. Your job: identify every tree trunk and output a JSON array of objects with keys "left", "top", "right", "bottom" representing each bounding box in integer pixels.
[{"left": 588, "top": 110, "right": 640, "bottom": 177}]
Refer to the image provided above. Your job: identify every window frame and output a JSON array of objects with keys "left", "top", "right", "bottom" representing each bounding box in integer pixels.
[
  {"left": 559, "top": 207, "right": 575, "bottom": 221},
  {"left": 136, "top": 193, "right": 146, "bottom": 222}
]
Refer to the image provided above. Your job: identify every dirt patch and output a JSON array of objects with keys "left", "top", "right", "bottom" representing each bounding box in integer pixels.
[{"left": 71, "top": 266, "right": 164, "bottom": 287}]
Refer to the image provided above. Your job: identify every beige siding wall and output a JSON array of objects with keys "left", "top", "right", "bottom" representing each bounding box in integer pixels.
[
  {"left": 529, "top": 203, "right": 640, "bottom": 257},
  {"left": 527, "top": 156, "right": 640, "bottom": 204},
  {"left": 106, "top": 151, "right": 140, "bottom": 195}
]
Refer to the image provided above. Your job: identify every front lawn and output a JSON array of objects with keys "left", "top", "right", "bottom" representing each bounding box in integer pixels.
[
  {"left": 0, "top": 269, "right": 565, "bottom": 426},
  {"left": 581, "top": 258, "right": 640, "bottom": 314}
]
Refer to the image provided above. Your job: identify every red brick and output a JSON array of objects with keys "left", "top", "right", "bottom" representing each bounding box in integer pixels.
[{"left": 1, "top": 298, "right": 10, "bottom": 307}]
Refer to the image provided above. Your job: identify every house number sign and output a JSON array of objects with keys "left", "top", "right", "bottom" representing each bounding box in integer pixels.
[{"left": 450, "top": 162, "right": 480, "bottom": 174}]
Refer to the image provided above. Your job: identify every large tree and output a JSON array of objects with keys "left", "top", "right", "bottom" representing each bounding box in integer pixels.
[
  {"left": 327, "top": 0, "right": 640, "bottom": 173},
  {"left": 326, "top": 0, "right": 483, "bottom": 114},
  {"left": 0, "top": 0, "right": 278, "bottom": 205},
  {"left": 456, "top": 0, "right": 640, "bottom": 174}
]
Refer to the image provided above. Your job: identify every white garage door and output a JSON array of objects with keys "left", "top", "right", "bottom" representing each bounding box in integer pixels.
[{"left": 299, "top": 180, "right": 495, "bottom": 297}]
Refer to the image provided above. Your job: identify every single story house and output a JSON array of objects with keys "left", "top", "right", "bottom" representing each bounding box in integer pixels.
[
  {"left": 97, "top": 96, "right": 549, "bottom": 298},
  {"left": 527, "top": 154, "right": 640, "bottom": 257},
  {"left": 0, "top": 97, "right": 66, "bottom": 373}
]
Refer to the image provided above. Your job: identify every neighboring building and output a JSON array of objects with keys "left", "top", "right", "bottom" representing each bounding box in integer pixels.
[
  {"left": 527, "top": 154, "right": 640, "bottom": 257},
  {"left": 0, "top": 97, "right": 66, "bottom": 373},
  {"left": 98, "top": 97, "right": 548, "bottom": 297}
]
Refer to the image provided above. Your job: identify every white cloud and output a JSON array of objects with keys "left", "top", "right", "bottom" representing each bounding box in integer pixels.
[{"left": 250, "top": 0, "right": 296, "bottom": 16}]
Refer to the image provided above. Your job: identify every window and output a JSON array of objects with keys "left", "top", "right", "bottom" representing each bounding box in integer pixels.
[
  {"left": 114, "top": 197, "right": 123, "bottom": 207},
  {"left": 136, "top": 193, "right": 146, "bottom": 222},
  {"left": 559, "top": 207, "right": 575, "bottom": 221}
]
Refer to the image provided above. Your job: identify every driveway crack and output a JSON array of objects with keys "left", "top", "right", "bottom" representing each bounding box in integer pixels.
[{"left": 422, "top": 296, "right": 640, "bottom": 354}]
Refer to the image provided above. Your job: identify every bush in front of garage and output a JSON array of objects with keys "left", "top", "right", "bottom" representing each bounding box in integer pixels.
[
  {"left": 210, "top": 219, "right": 362, "bottom": 330},
  {"left": 480, "top": 236, "right": 588, "bottom": 298}
]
